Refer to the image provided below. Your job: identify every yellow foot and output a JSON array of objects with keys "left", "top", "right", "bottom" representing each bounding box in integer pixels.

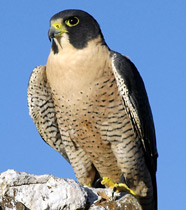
[{"left": 101, "top": 177, "right": 136, "bottom": 197}]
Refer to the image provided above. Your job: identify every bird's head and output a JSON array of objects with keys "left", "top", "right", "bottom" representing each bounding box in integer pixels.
[{"left": 48, "top": 9, "right": 106, "bottom": 53}]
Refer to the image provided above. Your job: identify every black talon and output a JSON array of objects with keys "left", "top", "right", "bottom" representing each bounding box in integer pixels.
[
  {"left": 119, "top": 173, "right": 127, "bottom": 184},
  {"left": 92, "top": 177, "right": 105, "bottom": 188}
]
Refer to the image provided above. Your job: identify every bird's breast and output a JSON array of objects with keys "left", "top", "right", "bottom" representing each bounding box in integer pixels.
[
  {"left": 46, "top": 42, "right": 111, "bottom": 99},
  {"left": 45, "top": 46, "right": 140, "bottom": 181},
  {"left": 52, "top": 71, "right": 128, "bottom": 181},
  {"left": 51, "top": 66, "right": 133, "bottom": 146},
  {"left": 47, "top": 59, "right": 141, "bottom": 182}
]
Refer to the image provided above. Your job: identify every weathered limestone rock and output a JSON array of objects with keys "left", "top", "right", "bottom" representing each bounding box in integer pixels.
[{"left": 0, "top": 170, "right": 142, "bottom": 210}]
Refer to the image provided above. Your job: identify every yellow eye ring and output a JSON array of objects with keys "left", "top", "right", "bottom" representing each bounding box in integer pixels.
[{"left": 65, "top": 17, "right": 79, "bottom": 27}]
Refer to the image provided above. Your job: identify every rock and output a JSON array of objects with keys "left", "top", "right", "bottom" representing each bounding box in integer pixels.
[{"left": 0, "top": 170, "right": 142, "bottom": 210}]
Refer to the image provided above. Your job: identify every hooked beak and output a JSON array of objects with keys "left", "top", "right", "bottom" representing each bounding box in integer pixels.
[{"left": 48, "top": 22, "right": 68, "bottom": 41}]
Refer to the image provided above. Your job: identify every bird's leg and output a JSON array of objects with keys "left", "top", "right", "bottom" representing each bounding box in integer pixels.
[{"left": 101, "top": 173, "right": 136, "bottom": 198}]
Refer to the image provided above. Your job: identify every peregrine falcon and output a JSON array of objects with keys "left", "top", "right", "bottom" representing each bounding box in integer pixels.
[{"left": 28, "top": 9, "right": 158, "bottom": 210}]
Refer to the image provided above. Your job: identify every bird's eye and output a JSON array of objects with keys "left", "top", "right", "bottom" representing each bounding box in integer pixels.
[{"left": 65, "top": 17, "right": 79, "bottom": 27}]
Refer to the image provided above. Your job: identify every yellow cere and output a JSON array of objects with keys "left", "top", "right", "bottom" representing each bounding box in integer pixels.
[
  {"left": 52, "top": 22, "right": 68, "bottom": 34},
  {"left": 53, "top": 22, "right": 62, "bottom": 30}
]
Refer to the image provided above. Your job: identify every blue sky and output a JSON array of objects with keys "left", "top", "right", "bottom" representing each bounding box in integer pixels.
[{"left": 0, "top": 0, "right": 185, "bottom": 209}]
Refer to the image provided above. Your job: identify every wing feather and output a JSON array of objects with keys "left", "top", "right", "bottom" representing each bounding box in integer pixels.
[
  {"left": 27, "top": 66, "right": 69, "bottom": 162},
  {"left": 111, "top": 52, "right": 158, "bottom": 207}
]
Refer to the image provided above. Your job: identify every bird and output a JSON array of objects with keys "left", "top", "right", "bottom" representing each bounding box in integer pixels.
[{"left": 27, "top": 9, "right": 158, "bottom": 210}]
